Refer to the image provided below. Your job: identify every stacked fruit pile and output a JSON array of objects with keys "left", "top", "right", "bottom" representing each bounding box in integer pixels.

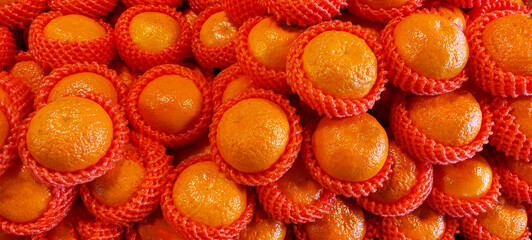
[{"left": 0, "top": 0, "right": 531, "bottom": 239}]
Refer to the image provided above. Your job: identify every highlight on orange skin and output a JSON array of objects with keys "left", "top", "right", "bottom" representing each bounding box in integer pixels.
[
  {"left": 129, "top": 12, "right": 182, "bottom": 52},
  {"left": 510, "top": 96, "right": 532, "bottom": 137},
  {"left": 393, "top": 13, "right": 468, "bottom": 80},
  {"left": 302, "top": 198, "right": 366, "bottom": 240},
  {"left": 7, "top": 60, "right": 46, "bottom": 93},
  {"left": 392, "top": 204, "right": 446, "bottom": 240},
  {"left": 199, "top": 11, "right": 239, "bottom": 48},
  {"left": 406, "top": 90, "right": 483, "bottom": 146},
  {"left": 483, "top": 14, "right": 532, "bottom": 76},
  {"left": 109, "top": 60, "right": 136, "bottom": 87},
  {"left": 423, "top": 0, "right": 466, "bottom": 30},
  {"left": 137, "top": 209, "right": 184, "bottom": 240},
  {"left": 183, "top": 9, "right": 198, "bottom": 27},
  {"left": 312, "top": 113, "right": 389, "bottom": 182},
  {"left": 369, "top": 141, "right": 419, "bottom": 203},
  {"left": 27, "top": 97, "right": 114, "bottom": 172},
  {"left": 238, "top": 210, "right": 286, "bottom": 240},
  {"left": 138, "top": 74, "right": 203, "bottom": 135},
  {"left": 48, "top": 72, "right": 119, "bottom": 104},
  {"left": 0, "top": 163, "right": 52, "bottom": 223},
  {"left": 172, "top": 161, "right": 247, "bottom": 227},
  {"left": 276, "top": 158, "right": 324, "bottom": 205},
  {"left": 433, "top": 155, "right": 493, "bottom": 200},
  {"left": 88, "top": 158, "right": 146, "bottom": 207},
  {"left": 477, "top": 197, "right": 528, "bottom": 239},
  {"left": 216, "top": 98, "right": 290, "bottom": 173},
  {"left": 247, "top": 17, "right": 303, "bottom": 71},
  {"left": 43, "top": 14, "right": 107, "bottom": 42},
  {"left": 221, "top": 74, "right": 252, "bottom": 103},
  {"left": 302, "top": 31, "right": 378, "bottom": 99}
]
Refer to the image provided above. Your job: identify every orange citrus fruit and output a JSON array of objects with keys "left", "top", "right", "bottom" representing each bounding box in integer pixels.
[
  {"left": 247, "top": 17, "right": 302, "bottom": 71},
  {"left": 393, "top": 13, "right": 468, "bottom": 80},
  {"left": 358, "top": 0, "right": 410, "bottom": 9},
  {"left": 199, "top": 11, "right": 238, "bottom": 47},
  {"left": 276, "top": 158, "right": 324, "bottom": 205},
  {"left": 510, "top": 96, "right": 532, "bottom": 137},
  {"left": 369, "top": 141, "right": 419, "bottom": 203},
  {"left": 477, "top": 197, "right": 527, "bottom": 239},
  {"left": 48, "top": 72, "right": 119, "bottom": 104},
  {"left": 129, "top": 12, "right": 182, "bottom": 52},
  {"left": 303, "top": 31, "right": 377, "bottom": 99},
  {"left": 138, "top": 74, "right": 203, "bottom": 135},
  {"left": 216, "top": 98, "right": 290, "bottom": 173},
  {"left": 392, "top": 203, "right": 446, "bottom": 240},
  {"left": 483, "top": 14, "right": 532, "bottom": 76},
  {"left": 238, "top": 209, "right": 286, "bottom": 240},
  {"left": 7, "top": 60, "right": 46, "bottom": 93},
  {"left": 27, "top": 96, "right": 114, "bottom": 172},
  {"left": 0, "top": 110, "right": 9, "bottom": 147},
  {"left": 183, "top": 9, "right": 198, "bottom": 27},
  {"left": 433, "top": 155, "right": 493, "bottom": 200},
  {"left": 302, "top": 198, "right": 366, "bottom": 240},
  {"left": 109, "top": 60, "right": 136, "bottom": 87},
  {"left": 312, "top": 113, "right": 389, "bottom": 182},
  {"left": 423, "top": 0, "right": 466, "bottom": 30},
  {"left": 407, "top": 89, "right": 483, "bottom": 146},
  {"left": 44, "top": 14, "right": 107, "bottom": 42},
  {"left": 88, "top": 158, "right": 146, "bottom": 207},
  {"left": 137, "top": 210, "right": 184, "bottom": 240},
  {"left": 506, "top": 157, "right": 532, "bottom": 186},
  {"left": 172, "top": 161, "right": 247, "bottom": 227},
  {"left": 0, "top": 162, "right": 52, "bottom": 223},
  {"left": 221, "top": 74, "right": 252, "bottom": 103}
]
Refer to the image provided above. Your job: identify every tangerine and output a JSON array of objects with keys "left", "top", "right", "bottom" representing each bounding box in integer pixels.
[
  {"left": 477, "top": 197, "right": 527, "bottom": 239},
  {"left": 199, "top": 11, "right": 238, "bottom": 48},
  {"left": 238, "top": 209, "right": 286, "bottom": 240},
  {"left": 392, "top": 204, "right": 446, "bottom": 240},
  {"left": 129, "top": 12, "right": 182, "bottom": 52},
  {"left": 48, "top": 72, "right": 119, "bottom": 104},
  {"left": 44, "top": 14, "right": 107, "bottom": 42},
  {"left": 7, "top": 60, "right": 45, "bottom": 93},
  {"left": 510, "top": 96, "right": 532, "bottom": 137},
  {"left": 137, "top": 210, "right": 184, "bottom": 240},
  {"left": 221, "top": 74, "right": 252, "bottom": 103},
  {"left": 276, "top": 158, "right": 324, "bottom": 205}
]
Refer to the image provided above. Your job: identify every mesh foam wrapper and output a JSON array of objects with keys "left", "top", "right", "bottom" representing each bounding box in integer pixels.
[
  {"left": 18, "top": 91, "right": 129, "bottom": 187},
  {"left": 448, "top": 0, "right": 519, "bottom": 8},
  {"left": 0, "top": 0, "right": 46, "bottom": 30},
  {"left": 191, "top": 6, "right": 238, "bottom": 72},
  {"left": 426, "top": 170, "right": 501, "bottom": 218},
  {"left": 188, "top": 0, "right": 221, "bottom": 14},
  {"left": 255, "top": 170, "right": 337, "bottom": 224},
  {"left": 0, "top": 27, "right": 16, "bottom": 70},
  {"left": 209, "top": 88, "right": 303, "bottom": 186},
  {"left": 460, "top": 215, "right": 532, "bottom": 240},
  {"left": 467, "top": 9, "right": 532, "bottom": 98},
  {"left": 80, "top": 131, "right": 173, "bottom": 226},
  {"left": 292, "top": 209, "right": 378, "bottom": 240},
  {"left": 0, "top": 98, "right": 22, "bottom": 177},
  {"left": 212, "top": 64, "right": 254, "bottom": 110},
  {"left": 47, "top": 0, "right": 118, "bottom": 19},
  {"left": 301, "top": 119, "right": 393, "bottom": 198},
  {"left": 115, "top": 5, "right": 193, "bottom": 73},
  {"left": 380, "top": 9, "right": 468, "bottom": 96},
  {"left": 236, "top": 16, "right": 292, "bottom": 95},
  {"left": 76, "top": 220, "right": 125, "bottom": 240},
  {"left": 346, "top": 0, "right": 423, "bottom": 23},
  {"left": 468, "top": 1, "right": 531, "bottom": 21},
  {"left": 356, "top": 159, "right": 433, "bottom": 217},
  {"left": 28, "top": 11, "right": 116, "bottom": 71},
  {"left": 221, "top": 0, "right": 266, "bottom": 25},
  {"left": 286, "top": 20, "right": 388, "bottom": 119},
  {"left": 496, "top": 158, "right": 532, "bottom": 204},
  {"left": 126, "top": 64, "right": 213, "bottom": 148},
  {"left": 120, "top": 0, "right": 184, "bottom": 7},
  {"left": 160, "top": 154, "right": 255, "bottom": 240},
  {"left": 0, "top": 71, "right": 33, "bottom": 118},
  {"left": 488, "top": 97, "right": 532, "bottom": 162},
  {"left": 0, "top": 186, "right": 77, "bottom": 236},
  {"left": 376, "top": 215, "right": 459, "bottom": 240},
  {"left": 33, "top": 62, "right": 129, "bottom": 111},
  {"left": 389, "top": 91, "right": 493, "bottom": 165},
  {"left": 260, "top": 0, "right": 348, "bottom": 27}
]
